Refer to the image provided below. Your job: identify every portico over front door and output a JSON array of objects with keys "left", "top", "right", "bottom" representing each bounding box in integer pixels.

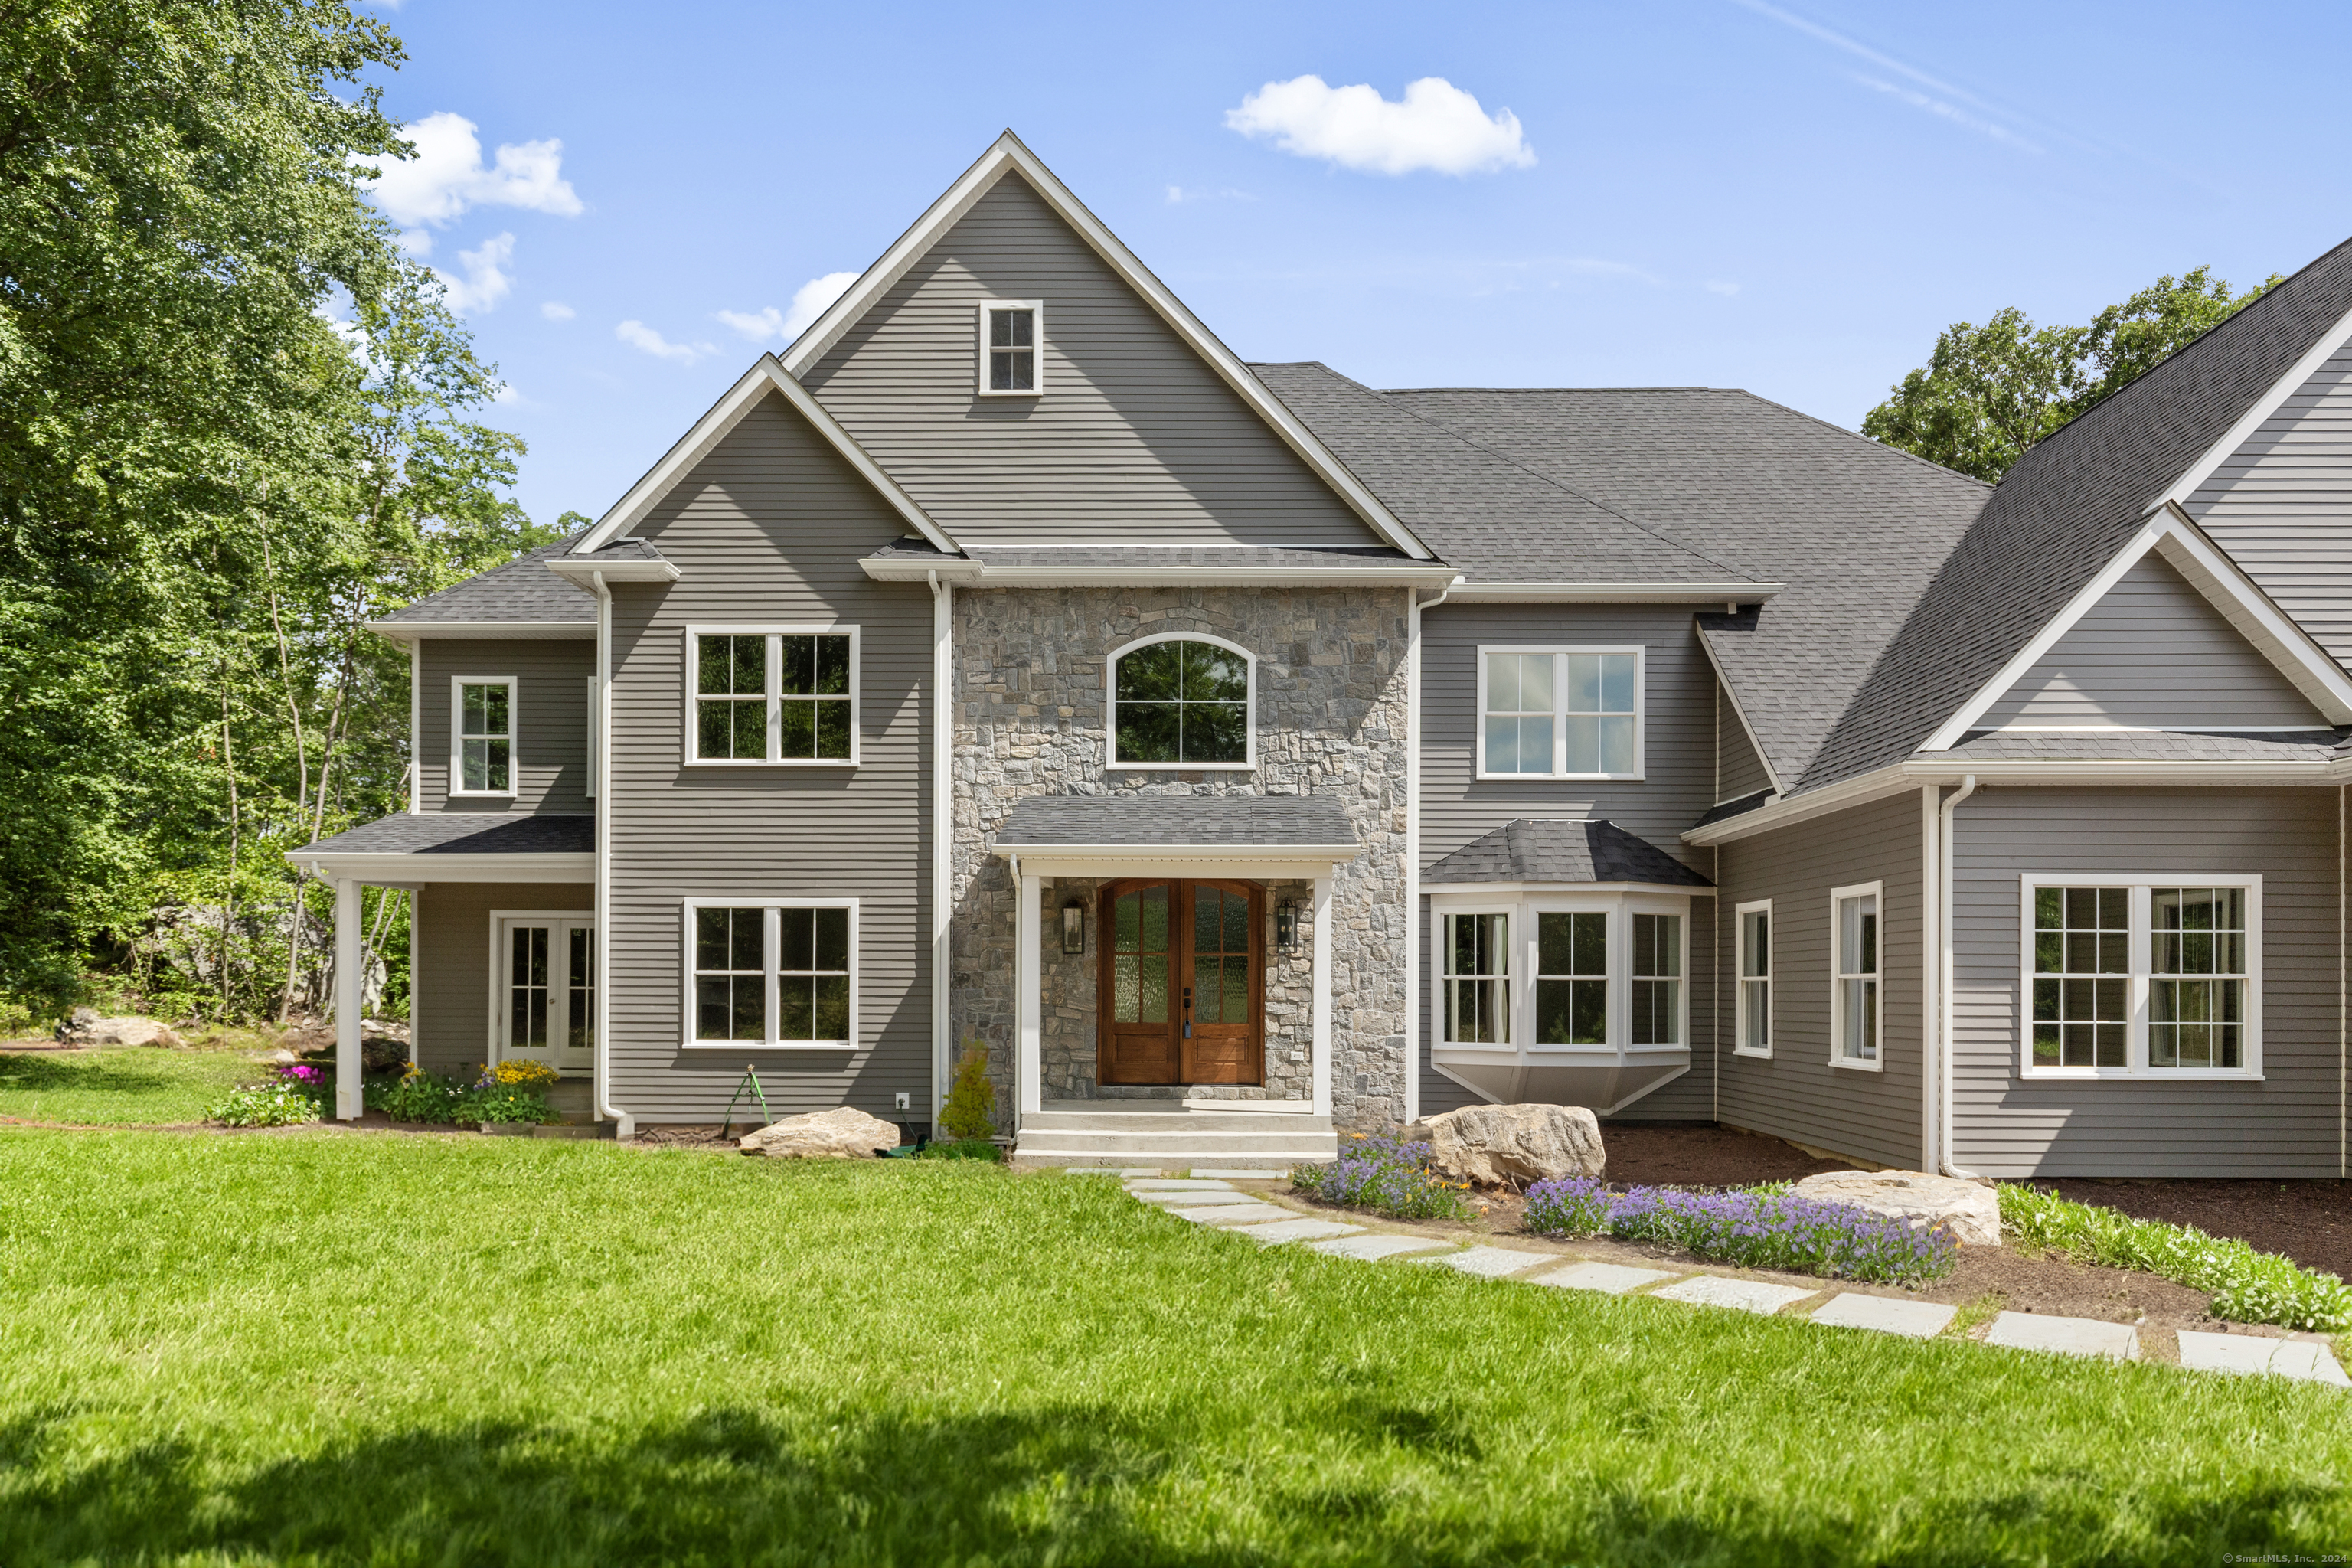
[{"left": 1098, "top": 879, "right": 1263, "bottom": 1086}]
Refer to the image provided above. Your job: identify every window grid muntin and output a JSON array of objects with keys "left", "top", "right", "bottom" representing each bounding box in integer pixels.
[
  {"left": 1477, "top": 645, "right": 1643, "bottom": 779},
  {"left": 2016, "top": 877, "right": 2262, "bottom": 1079},
  {"left": 2031, "top": 885, "right": 2129, "bottom": 1069}
]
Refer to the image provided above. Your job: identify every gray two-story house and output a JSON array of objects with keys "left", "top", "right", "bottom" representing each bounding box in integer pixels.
[{"left": 296, "top": 132, "right": 2352, "bottom": 1178}]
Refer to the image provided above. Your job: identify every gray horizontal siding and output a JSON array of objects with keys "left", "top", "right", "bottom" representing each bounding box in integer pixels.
[
  {"left": 1713, "top": 789, "right": 1926, "bottom": 1169},
  {"left": 804, "top": 172, "right": 1383, "bottom": 550},
  {"left": 413, "top": 880, "right": 594, "bottom": 1078},
  {"left": 1951, "top": 786, "right": 2338, "bottom": 1178},
  {"left": 1981, "top": 553, "right": 2321, "bottom": 730},
  {"left": 415, "top": 639, "right": 596, "bottom": 815},
  {"left": 607, "top": 389, "right": 932, "bottom": 1123},
  {"left": 1416, "top": 603, "right": 1717, "bottom": 1122},
  {"left": 1717, "top": 681, "right": 1772, "bottom": 801},
  {"left": 2187, "top": 344, "right": 2352, "bottom": 668}
]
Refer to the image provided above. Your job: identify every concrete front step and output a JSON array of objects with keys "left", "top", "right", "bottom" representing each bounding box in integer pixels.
[
  {"left": 1015, "top": 1102, "right": 1338, "bottom": 1165},
  {"left": 1024, "top": 1106, "right": 1331, "bottom": 1135}
]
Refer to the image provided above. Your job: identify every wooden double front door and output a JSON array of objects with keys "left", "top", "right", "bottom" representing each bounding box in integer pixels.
[{"left": 1098, "top": 879, "right": 1263, "bottom": 1086}]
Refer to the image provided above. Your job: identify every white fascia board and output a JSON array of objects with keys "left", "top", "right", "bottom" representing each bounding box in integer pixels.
[
  {"left": 1923, "top": 505, "right": 2352, "bottom": 750},
  {"left": 1420, "top": 880, "right": 1711, "bottom": 897},
  {"left": 779, "top": 132, "right": 1432, "bottom": 562},
  {"left": 286, "top": 851, "right": 595, "bottom": 884},
  {"left": 574, "top": 356, "right": 956, "bottom": 556},
  {"left": 1690, "top": 622, "right": 1787, "bottom": 796},
  {"left": 545, "top": 557, "right": 681, "bottom": 585},
  {"left": 1680, "top": 763, "right": 1916, "bottom": 847},
  {"left": 1447, "top": 581, "right": 1784, "bottom": 605},
  {"left": 996, "top": 844, "right": 1360, "bottom": 881},
  {"left": 362, "top": 622, "right": 596, "bottom": 641},
  {"left": 1902, "top": 758, "right": 2330, "bottom": 784},
  {"left": 862, "top": 559, "right": 1460, "bottom": 589},
  {"left": 2154, "top": 299, "right": 2352, "bottom": 511}
]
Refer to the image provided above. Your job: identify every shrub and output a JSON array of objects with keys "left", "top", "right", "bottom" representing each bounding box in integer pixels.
[
  {"left": 914, "top": 1138, "right": 1003, "bottom": 1162},
  {"left": 1292, "top": 1134, "right": 1473, "bottom": 1222},
  {"left": 1524, "top": 1179, "right": 1958, "bottom": 1285},
  {"left": 485, "top": 1060, "right": 560, "bottom": 1089},
  {"left": 361, "top": 1067, "right": 550, "bottom": 1127},
  {"left": 469, "top": 1080, "right": 550, "bottom": 1125},
  {"left": 1999, "top": 1184, "right": 2352, "bottom": 1333},
  {"left": 207, "top": 1080, "right": 322, "bottom": 1129},
  {"left": 938, "top": 1042, "right": 995, "bottom": 1141}
]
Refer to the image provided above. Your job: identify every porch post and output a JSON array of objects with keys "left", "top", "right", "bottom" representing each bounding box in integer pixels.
[
  {"left": 334, "top": 877, "right": 363, "bottom": 1120},
  {"left": 1311, "top": 873, "right": 1333, "bottom": 1118},
  {"left": 1018, "top": 867, "right": 1043, "bottom": 1119}
]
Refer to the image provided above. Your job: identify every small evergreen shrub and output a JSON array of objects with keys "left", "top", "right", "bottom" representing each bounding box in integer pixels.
[
  {"left": 1292, "top": 1133, "right": 1473, "bottom": 1222},
  {"left": 1524, "top": 1179, "right": 1958, "bottom": 1285},
  {"left": 938, "top": 1042, "right": 996, "bottom": 1141}
]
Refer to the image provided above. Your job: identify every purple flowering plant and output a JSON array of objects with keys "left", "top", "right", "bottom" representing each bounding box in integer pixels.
[
  {"left": 1292, "top": 1133, "right": 1473, "bottom": 1222},
  {"left": 1524, "top": 1178, "right": 1958, "bottom": 1285}
]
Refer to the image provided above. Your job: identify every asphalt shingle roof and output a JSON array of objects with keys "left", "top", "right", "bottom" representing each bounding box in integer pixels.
[
  {"left": 297, "top": 813, "right": 595, "bottom": 856},
  {"left": 376, "top": 533, "right": 596, "bottom": 626},
  {"left": 1925, "top": 730, "right": 2346, "bottom": 763},
  {"left": 995, "top": 793, "right": 1358, "bottom": 849},
  {"left": 1423, "top": 818, "right": 1713, "bottom": 887}
]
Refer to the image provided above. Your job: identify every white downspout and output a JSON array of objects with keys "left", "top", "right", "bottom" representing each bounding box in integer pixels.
[
  {"left": 589, "top": 570, "right": 633, "bottom": 1139},
  {"left": 1938, "top": 773, "right": 1979, "bottom": 1178},
  {"left": 929, "top": 570, "right": 952, "bottom": 1133}
]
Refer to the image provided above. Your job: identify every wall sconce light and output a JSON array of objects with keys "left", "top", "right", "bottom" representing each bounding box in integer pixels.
[
  {"left": 1275, "top": 898, "right": 1299, "bottom": 953},
  {"left": 1061, "top": 901, "right": 1086, "bottom": 955}
]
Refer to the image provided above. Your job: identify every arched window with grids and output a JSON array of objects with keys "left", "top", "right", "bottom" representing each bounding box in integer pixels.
[{"left": 1108, "top": 634, "right": 1254, "bottom": 769}]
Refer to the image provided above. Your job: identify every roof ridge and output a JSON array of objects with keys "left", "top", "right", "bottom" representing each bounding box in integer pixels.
[{"left": 1721, "top": 388, "right": 1994, "bottom": 492}]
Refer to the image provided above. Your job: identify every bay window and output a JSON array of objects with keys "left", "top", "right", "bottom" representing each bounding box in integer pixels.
[{"left": 1432, "top": 894, "right": 1690, "bottom": 1056}]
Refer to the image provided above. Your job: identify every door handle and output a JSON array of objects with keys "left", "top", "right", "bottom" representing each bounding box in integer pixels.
[{"left": 1183, "top": 986, "right": 1192, "bottom": 1039}]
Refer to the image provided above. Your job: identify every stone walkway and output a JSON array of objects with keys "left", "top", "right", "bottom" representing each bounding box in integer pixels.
[{"left": 1097, "top": 1172, "right": 2350, "bottom": 1388}]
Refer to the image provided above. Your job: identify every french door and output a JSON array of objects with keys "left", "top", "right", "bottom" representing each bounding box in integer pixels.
[
  {"left": 1098, "top": 879, "right": 1263, "bottom": 1086},
  {"left": 495, "top": 916, "right": 596, "bottom": 1073}
]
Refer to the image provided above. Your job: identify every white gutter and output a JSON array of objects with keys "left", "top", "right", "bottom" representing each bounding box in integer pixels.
[
  {"left": 860, "top": 559, "right": 1461, "bottom": 590},
  {"left": 1936, "top": 774, "right": 1979, "bottom": 1179},
  {"left": 589, "top": 570, "right": 634, "bottom": 1139},
  {"left": 929, "top": 570, "right": 952, "bottom": 1132},
  {"left": 1446, "top": 581, "right": 1785, "bottom": 605},
  {"left": 1682, "top": 764, "right": 1915, "bottom": 847}
]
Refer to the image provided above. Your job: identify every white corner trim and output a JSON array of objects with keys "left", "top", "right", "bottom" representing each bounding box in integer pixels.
[
  {"left": 776, "top": 132, "right": 1432, "bottom": 561},
  {"left": 574, "top": 356, "right": 955, "bottom": 556},
  {"left": 1691, "top": 626, "right": 1786, "bottom": 797},
  {"left": 2155, "top": 299, "right": 2352, "bottom": 512}
]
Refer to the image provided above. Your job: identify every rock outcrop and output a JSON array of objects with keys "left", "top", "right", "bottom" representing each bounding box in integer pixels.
[
  {"left": 1791, "top": 1170, "right": 2002, "bottom": 1246},
  {"left": 1406, "top": 1102, "right": 1606, "bottom": 1187},
  {"left": 737, "top": 1106, "right": 903, "bottom": 1159},
  {"left": 54, "top": 1008, "right": 183, "bottom": 1048}
]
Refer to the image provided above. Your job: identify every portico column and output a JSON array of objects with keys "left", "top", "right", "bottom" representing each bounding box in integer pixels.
[
  {"left": 1311, "top": 874, "right": 1333, "bottom": 1119},
  {"left": 333, "top": 877, "right": 363, "bottom": 1120},
  {"left": 1017, "top": 867, "right": 1042, "bottom": 1120}
]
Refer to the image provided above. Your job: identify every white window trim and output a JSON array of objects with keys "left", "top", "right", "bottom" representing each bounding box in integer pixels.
[
  {"left": 1429, "top": 890, "right": 1692, "bottom": 1060},
  {"left": 679, "top": 897, "right": 861, "bottom": 1050},
  {"left": 1829, "top": 880, "right": 1884, "bottom": 1073},
  {"left": 1106, "top": 630, "right": 1257, "bottom": 772},
  {"left": 2016, "top": 874, "right": 2264, "bottom": 1081},
  {"left": 1474, "top": 645, "right": 1647, "bottom": 781},
  {"left": 1733, "top": 897, "right": 1772, "bottom": 1058},
  {"left": 486, "top": 910, "right": 596, "bottom": 1076},
  {"left": 449, "top": 675, "right": 519, "bottom": 798},
  {"left": 682, "top": 624, "right": 861, "bottom": 768},
  {"left": 975, "top": 299, "right": 1044, "bottom": 397},
  {"left": 1438, "top": 904, "right": 1516, "bottom": 1047}
]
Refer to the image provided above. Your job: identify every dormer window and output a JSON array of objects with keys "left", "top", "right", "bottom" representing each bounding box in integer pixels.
[{"left": 978, "top": 301, "right": 1043, "bottom": 395}]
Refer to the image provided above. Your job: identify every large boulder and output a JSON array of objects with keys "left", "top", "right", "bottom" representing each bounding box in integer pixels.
[
  {"left": 737, "top": 1106, "right": 903, "bottom": 1159},
  {"left": 54, "top": 1008, "right": 182, "bottom": 1048},
  {"left": 1406, "top": 1103, "right": 1605, "bottom": 1187},
  {"left": 1790, "top": 1169, "right": 2002, "bottom": 1247}
]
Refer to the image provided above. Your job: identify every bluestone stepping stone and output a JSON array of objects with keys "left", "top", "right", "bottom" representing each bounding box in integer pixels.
[
  {"left": 1811, "top": 1293, "right": 1958, "bottom": 1339},
  {"left": 1653, "top": 1276, "right": 1818, "bottom": 1315},
  {"left": 1232, "top": 1217, "right": 1363, "bottom": 1244},
  {"left": 1066, "top": 1168, "right": 1160, "bottom": 1177},
  {"left": 1129, "top": 1187, "right": 1237, "bottom": 1203},
  {"left": 1127, "top": 1179, "right": 1239, "bottom": 1191},
  {"left": 1169, "top": 1202, "right": 1292, "bottom": 1225},
  {"left": 1189, "top": 1168, "right": 1289, "bottom": 1180},
  {"left": 1411, "top": 1246, "right": 1555, "bottom": 1279},
  {"left": 1306, "top": 1233, "right": 1452, "bottom": 1261},
  {"left": 2177, "top": 1331, "right": 2351, "bottom": 1385},
  {"left": 1984, "top": 1312, "right": 2138, "bottom": 1361},
  {"left": 1530, "top": 1261, "right": 1675, "bottom": 1295}
]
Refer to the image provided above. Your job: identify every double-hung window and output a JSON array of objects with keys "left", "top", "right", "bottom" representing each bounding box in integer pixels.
[
  {"left": 451, "top": 677, "right": 517, "bottom": 795},
  {"left": 685, "top": 900, "right": 858, "bottom": 1048},
  {"left": 978, "top": 301, "right": 1043, "bottom": 394},
  {"left": 1735, "top": 900, "right": 1772, "bottom": 1056},
  {"left": 1630, "top": 913, "right": 1683, "bottom": 1046},
  {"left": 1478, "top": 647, "right": 1643, "bottom": 779},
  {"left": 687, "top": 626, "right": 858, "bottom": 765},
  {"left": 1831, "top": 883, "right": 1880, "bottom": 1067},
  {"left": 1442, "top": 912, "right": 1509, "bottom": 1044},
  {"left": 2023, "top": 877, "right": 2259, "bottom": 1077}
]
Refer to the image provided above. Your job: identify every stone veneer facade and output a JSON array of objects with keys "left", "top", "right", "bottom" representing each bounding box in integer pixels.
[{"left": 947, "top": 586, "right": 1411, "bottom": 1130}]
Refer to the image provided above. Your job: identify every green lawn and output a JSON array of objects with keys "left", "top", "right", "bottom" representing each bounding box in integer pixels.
[
  {"left": 0, "top": 1047, "right": 261, "bottom": 1125},
  {"left": 2, "top": 1130, "right": 2344, "bottom": 1566}
]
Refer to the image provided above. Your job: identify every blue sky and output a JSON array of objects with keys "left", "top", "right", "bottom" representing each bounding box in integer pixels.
[{"left": 360, "top": 0, "right": 2352, "bottom": 528}]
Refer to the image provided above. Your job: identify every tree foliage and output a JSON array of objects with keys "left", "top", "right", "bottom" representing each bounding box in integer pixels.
[
  {"left": 0, "top": 1, "right": 555, "bottom": 1019},
  {"left": 1863, "top": 266, "right": 2284, "bottom": 482}
]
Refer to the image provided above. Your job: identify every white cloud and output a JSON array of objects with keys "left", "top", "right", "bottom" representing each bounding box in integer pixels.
[
  {"left": 541, "top": 300, "right": 576, "bottom": 321},
  {"left": 436, "top": 232, "right": 513, "bottom": 315},
  {"left": 367, "top": 111, "right": 584, "bottom": 228},
  {"left": 490, "top": 381, "right": 521, "bottom": 405},
  {"left": 616, "top": 320, "right": 715, "bottom": 364},
  {"left": 1705, "top": 279, "right": 1741, "bottom": 296},
  {"left": 715, "top": 272, "right": 861, "bottom": 345},
  {"left": 1224, "top": 76, "right": 1534, "bottom": 175}
]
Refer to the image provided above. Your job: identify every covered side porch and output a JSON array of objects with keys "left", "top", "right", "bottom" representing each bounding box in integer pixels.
[
  {"left": 991, "top": 795, "right": 1359, "bottom": 1165},
  {"left": 290, "top": 813, "right": 596, "bottom": 1119}
]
